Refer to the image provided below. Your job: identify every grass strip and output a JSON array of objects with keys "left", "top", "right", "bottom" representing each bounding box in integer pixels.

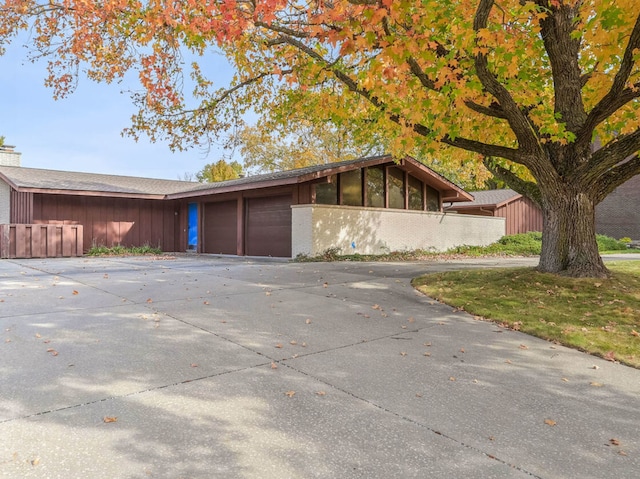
[{"left": 412, "top": 261, "right": 640, "bottom": 368}]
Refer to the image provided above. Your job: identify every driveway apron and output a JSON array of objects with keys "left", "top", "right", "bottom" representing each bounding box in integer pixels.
[{"left": 0, "top": 255, "right": 638, "bottom": 479}]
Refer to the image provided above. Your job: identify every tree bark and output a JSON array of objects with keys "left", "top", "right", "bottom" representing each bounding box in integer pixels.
[{"left": 538, "top": 187, "right": 609, "bottom": 278}]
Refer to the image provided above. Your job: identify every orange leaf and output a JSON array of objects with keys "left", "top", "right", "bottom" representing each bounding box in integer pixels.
[
  {"left": 103, "top": 416, "right": 118, "bottom": 423},
  {"left": 275, "top": 343, "right": 283, "bottom": 349},
  {"left": 610, "top": 438, "right": 621, "bottom": 446},
  {"left": 284, "top": 390, "right": 296, "bottom": 397},
  {"left": 72, "top": 290, "right": 79, "bottom": 295},
  {"left": 544, "top": 419, "right": 556, "bottom": 426},
  {"left": 270, "top": 362, "right": 278, "bottom": 369}
]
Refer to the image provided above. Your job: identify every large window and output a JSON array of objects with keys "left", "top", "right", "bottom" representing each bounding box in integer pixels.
[
  {"left": 408, "top": 175, "right": 424, "bottom": 210},
  {"left": 340, "top": 169, "right": 363, "bottom": 206},
  {"left": 388, "top": 167, "right": 405, "bottom": 209},
  {"left": 315, "top": 175, "right": 338, "bottom": 205},
  {"left": 313, "top": 165, "right": 441, "bottom": 212},
  {"left": 366, "top": 166, "right": 385, "bottom": 208},
  {"left": 426, "top": 185, "right": 440, "bottom": 211}
]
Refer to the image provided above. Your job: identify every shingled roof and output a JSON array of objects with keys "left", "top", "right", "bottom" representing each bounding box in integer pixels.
[
  {"left": 166, "top": 154, "right": 473, "bottom": 202},
  {"left": 0, "top": 165, "right": 202, "bottom": 198},
  {"left": 451, "top": 189, "right": 521, "bottom": 208},
  {"left": 0, "top": 154, "right": 473, "bottom": 202}
]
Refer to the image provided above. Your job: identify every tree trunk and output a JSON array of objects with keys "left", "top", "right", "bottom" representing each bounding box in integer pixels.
[{"left": 538, "top": 188, "right": 609, "bottom": 278}]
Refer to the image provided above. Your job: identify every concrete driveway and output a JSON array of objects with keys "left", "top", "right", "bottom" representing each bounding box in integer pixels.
[{"left": 0, "top": 255, "right": 638, "bottom": 479}]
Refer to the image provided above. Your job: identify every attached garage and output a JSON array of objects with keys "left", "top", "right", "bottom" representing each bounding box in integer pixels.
[
  {"left": 245, "top": 195, "right": 292, "bottom": 257},
  {"left": 203, "top": 200, "right": 237, "bottom": 255}
]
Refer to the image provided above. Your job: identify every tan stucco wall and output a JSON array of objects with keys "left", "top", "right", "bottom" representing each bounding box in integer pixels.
[{"left": 291, "top": 205, "right": 505, "bottom": 257}]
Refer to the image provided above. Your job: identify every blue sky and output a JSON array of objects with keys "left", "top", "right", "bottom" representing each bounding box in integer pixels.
[{"left": 0, "top": 40, "right": 235, "bottom": 180}]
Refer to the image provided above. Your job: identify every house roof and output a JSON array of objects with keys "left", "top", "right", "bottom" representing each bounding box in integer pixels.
[
  {"left": 0, "top": 154, "right": 472, "bottom": 202},
  {"left": 0, "top": 165, "right": 202, "bottom": 198},
  {"left": 166, "top": 155, "right": 473, "bottom": 202},
  {"left": 447, "top": 189, "right": 521, "bottom": 209}
]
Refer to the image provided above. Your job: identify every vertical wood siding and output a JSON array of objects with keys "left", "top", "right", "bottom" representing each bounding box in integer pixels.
[
  {"left": 10, "top": 190, "right": 33, "bottom": 223},
  {"left": 30, "top": 194, "right": 185, "bottom": 252},
  {"left": 495, "top": 197, "right": 543, "bottom": 235}
]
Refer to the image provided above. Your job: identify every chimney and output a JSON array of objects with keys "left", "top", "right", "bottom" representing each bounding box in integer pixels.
[{"left": 0, "top": 144, "right": 21, "bottom": 167}]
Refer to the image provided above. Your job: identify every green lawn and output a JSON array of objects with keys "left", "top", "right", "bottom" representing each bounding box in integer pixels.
[{"left": 412, "top": 261, "right": 640, "bottom": 368}]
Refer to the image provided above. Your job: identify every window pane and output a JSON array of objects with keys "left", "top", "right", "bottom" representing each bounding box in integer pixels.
[
  {"left": 366, "top": 166, "right": 385, "bottom": 208},
  {"left": 408, "top": 175, "right": 424, "bottom": 210},
  {"left": 340, "top": 169, "right": 363, "bottom": 206},
  {"left": 388, "top": 167, "right": 405, "bottom": 209},
  {"left": 426, "top": 185, "right": 440, "bottom": 211},
  {"left": 315, "top": 175, "right": 338, "bottom": 205}
]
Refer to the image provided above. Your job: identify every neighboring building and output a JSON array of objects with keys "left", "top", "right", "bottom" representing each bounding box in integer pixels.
[
  {"left": 596, "top": 176, "right": 640, "bottom": 240},
  {"left": 445, "top": 189, "right": 543, "bottom": 235},
  {"left": 1, "top": 152, "right": 507, "bottom": 258}
]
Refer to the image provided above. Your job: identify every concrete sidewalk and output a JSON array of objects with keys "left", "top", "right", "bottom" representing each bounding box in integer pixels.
[{"left": 0, "top": 255, "right": 638, "bottom": 478}]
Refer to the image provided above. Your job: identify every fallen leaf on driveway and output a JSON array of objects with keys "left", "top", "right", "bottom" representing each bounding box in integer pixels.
[
  {"left": 275, "top": 343, "right": 283, "bottom": 349},
  {"left": 103, "top": 416, "right": 118, "bottom": 423},
  {"left": 610, "top": 438, "right": 621, "bottom": 446},
  {"left": 284, "top": 391, "right": 296, "bottom": 398},
  {"left": 519, "top": 344, "right": 529, "bottom": 350},
  {"left": 316, "top": 391, "right": 326, "bottom": 396},
  {"left": 305, "top": 319, "right": 312, "bottom": 324},
  {"left": 544, "top": 419, "right": 557, "bottom": 426},
  {"left": 270, "top": 362, "right": 278, "bottom": 369},
  {"left": 46, "top": 348, "right": 58, "bottom": 356},
  {"left": 590, "top": 382, "right": 603, "bottom": 387},
  {"left": 72, "top": 290, "right": 79, "bottom": 295},
  {"left": 146, "top": 298, "right": 153, "bottom": 303}
]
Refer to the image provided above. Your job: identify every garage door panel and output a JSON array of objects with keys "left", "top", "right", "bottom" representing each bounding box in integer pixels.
[
  {"left": 246, "top": 196, "right": 291, "bottom": 257},
  {"left": 203, "top": 200, "right": 237, "bottom": 254}
]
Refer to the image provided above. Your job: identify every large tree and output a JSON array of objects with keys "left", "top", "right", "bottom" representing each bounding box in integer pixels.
[
  {"left": 196, "top": 159, "right": 244, "bottom": 182},
  {"left": 1, "top": 1, "right": 639, "bottom": 277}
]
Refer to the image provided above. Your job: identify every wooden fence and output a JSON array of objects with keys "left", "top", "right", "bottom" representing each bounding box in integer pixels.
[{"left": 0, "top": 224, "right": 84, "bottom": 259}]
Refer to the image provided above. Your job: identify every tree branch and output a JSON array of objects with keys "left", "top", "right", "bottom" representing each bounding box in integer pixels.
[
  {"left": 473, "top": 0, "right": 540, "bottom": 154},
  {"left": 595, "top": 154, "right": 640, "bottom": 204},
  {"left": 586, "top": 128, "right": 640, "bottom": 181},
  {"left": 483, "top": 157, "right": 542, "bottom": 207},
  {"left": 576, "top": 12, "right": 640, "bottom": 148}
]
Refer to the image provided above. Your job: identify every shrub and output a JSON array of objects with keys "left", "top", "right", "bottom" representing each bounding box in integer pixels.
[
  {"left": 596, "top": 234, "right": 628, "bottom": 251},
  {"left": 86, "top": 243, "right": 162, "bottom": 256}
]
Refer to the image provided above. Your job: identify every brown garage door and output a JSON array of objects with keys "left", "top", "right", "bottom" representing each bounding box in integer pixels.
[
  {"left": 203, "top": 200, "right": 237, "bottom": 254},
  {"left": 245, "top": 196, "right": 292, "bottom": 257}
]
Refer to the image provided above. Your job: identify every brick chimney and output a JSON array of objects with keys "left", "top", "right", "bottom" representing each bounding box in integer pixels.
[{"left": 0, "top": 144, "right": 21, "bottom": 167}]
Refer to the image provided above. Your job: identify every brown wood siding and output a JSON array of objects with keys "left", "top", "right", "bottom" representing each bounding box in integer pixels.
[
  {"left": 30, "top": 194, "right": 183, "bottom": 252},
  {"left": 495, "top": 197, "right": 543, "bottom": 235},
  {"left": 203, "top": 200, "right": 238, "bottom": 254},
  {"left": 245, "top": 195, "right": 292, "bottom": 257},
  {"left": 10, "top": 190, "right": 33, "bottom": 223}
]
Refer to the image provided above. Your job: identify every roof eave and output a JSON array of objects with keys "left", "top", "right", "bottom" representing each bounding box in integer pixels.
[
  {"left": 166, "top": 176, "right": 300, "bottom": 199},
  {"left": 12, "top": 187, "right": 167, "bottom": 200}
]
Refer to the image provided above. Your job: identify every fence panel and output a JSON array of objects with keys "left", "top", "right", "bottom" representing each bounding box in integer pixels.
[{"left": 0, "top": 224, "right": 83, "bottom": 259}]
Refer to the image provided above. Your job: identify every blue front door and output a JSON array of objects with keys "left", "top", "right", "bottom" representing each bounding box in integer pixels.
[{"left": 188, "top": 203, "right": 198, "bottom": 250}]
